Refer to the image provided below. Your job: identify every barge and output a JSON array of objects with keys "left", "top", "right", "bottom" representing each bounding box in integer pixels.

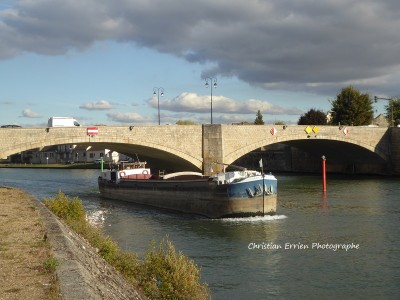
[{"left": 98, "top": 161, "right": 277, "bottom": 218}]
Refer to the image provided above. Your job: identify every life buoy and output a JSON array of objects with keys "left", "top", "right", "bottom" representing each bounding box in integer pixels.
[
  {"left": 120, "top": 172, "right": 126, "bottom": 177},
  {"left": 142, "top": 170, "right": 149, "bottom": 175}
]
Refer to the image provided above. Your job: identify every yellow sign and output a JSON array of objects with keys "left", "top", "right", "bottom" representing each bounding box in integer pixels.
[
  {"left": 304, "top": 126, "right": 312, "bottom": 134},
  {"left": 312, "top": 126, "right": 319, "bottom": 134}
]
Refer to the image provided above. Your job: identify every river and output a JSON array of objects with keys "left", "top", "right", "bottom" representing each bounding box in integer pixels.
[{"left": 1, "top": 168, "right": 399, "bottom": 299}]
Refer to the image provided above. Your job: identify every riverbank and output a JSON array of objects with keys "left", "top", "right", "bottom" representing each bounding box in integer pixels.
[
  {"left": 0, "top": 187, "right": 58, "bottom": 299},
  {"left": 0, "top": 186, "right": 145, "bottom": 299},
  {"left": 0, "top": 163, "right": 99, "bottom": 169}
]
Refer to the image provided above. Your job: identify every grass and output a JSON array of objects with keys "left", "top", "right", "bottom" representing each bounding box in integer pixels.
[
  {"left": 43, "top": 256, "right": 59, "bottom": 273},
  {"left": 43, "top": 191, "right": 210, "bottom": 300}
]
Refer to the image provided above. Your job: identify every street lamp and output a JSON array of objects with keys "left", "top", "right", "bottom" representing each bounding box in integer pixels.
[
  {"left": 205, "top": 77, "right": 217, "bottom": 124},
  {"left": 153, "top": 87, "right": 164, "bottom": 125},
  {"left": 374, "top": 96, "right": 394, "bottom": 127}
]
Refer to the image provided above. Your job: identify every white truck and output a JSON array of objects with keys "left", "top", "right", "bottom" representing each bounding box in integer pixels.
[{"left": 47, "top": 117, "right": 81, "bottom": 127}]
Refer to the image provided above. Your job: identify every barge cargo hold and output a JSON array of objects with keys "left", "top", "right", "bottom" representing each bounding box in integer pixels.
[{"left": 98, "top": 162, "right": 277, "bottom": 218}]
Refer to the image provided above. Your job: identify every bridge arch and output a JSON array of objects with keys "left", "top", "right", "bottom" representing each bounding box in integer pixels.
[
  {"left": 223, "top": 134, "right": 389, "bottom": 166},
  {"left": 2, "top": 137, "right": 203, "bottom": 171}
]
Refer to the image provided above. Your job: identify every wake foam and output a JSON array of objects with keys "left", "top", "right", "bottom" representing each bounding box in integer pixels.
[{"left": 218, "top": 215, "right": 287, "bottom": 223}]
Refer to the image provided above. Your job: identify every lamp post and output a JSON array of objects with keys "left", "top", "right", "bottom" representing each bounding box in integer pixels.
[
  {"left": 153, "top": 87, "right": 164, "bottom": 125},
  {"left": 374, "top": 96, "right": 394, "bottom": 127},
  {"left": 205, "top": 77, "right": 217, "bottom": 124}
]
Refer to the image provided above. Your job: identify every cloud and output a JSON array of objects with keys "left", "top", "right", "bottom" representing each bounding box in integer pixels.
[
  {"left": 0, "top": 100, "right": 14, "bottom": 104},
  {"left": 21, "top": 108, "right": 41, "bottom": 118},
  {"left": 148, "top": 92, "right": 302, "bottom": 115},
  {"left": 2, "top": 1, "right": 400, "bottom": 95},
  {"left": 106, "top": 112, "right": 150, "bottom": 123},
  {"left": 80, "top": 100, "right": 114, "bottom": 110}
]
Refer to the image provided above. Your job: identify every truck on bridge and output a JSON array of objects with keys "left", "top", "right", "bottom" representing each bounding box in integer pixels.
[{"left": 47, "top": 117, "right": 80, "bottom": 127}]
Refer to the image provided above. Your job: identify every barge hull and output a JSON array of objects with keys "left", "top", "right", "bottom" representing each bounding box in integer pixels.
[{"left": 98, "top": 177, "right": 276, "bottom": 218}]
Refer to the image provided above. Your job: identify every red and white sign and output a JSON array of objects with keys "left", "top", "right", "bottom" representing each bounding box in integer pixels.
[
  {"left": 270, "top": 127, "right": 277, "bottom": 135},
  {"left": 87, "top": 127, "right": 99, "bottom": 136},
  {"left": 343, "top": 127, "right": 349, "bottom": 135}
]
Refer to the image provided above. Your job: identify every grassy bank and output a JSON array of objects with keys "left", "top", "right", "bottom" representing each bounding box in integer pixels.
[
  {"left": 0, "top": 163, "right": 99, "bottom": 169},
  {"left": 0, "top": 187, "right": 60, "bottom": 299},
  {"left": 43, "top": 192, "right": 210, "bottom": 300}
]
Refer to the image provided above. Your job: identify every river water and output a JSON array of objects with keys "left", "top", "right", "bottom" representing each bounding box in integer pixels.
[{"left": 1, "top": 168, "right": 399, "bottom": 299}]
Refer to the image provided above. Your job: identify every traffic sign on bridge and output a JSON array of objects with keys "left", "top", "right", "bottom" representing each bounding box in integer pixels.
[{"left": 87, "top": 127, "right": 99, "bottom": 136}]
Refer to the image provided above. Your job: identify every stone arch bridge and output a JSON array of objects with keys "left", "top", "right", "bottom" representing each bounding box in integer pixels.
[{"left": 1, "top": 125, "right": 400, "bottom": 175}]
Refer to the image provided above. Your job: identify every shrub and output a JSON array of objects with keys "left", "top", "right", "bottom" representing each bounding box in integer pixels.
[
  {"left": 139, "top": 239, "right": 210, "bottom": 300},
  {"left": 43, "top": 191, "right": 85, "bottom": 222},
  {"left": 98, "top": 236, "right": 119, "bottom": 262},
  {"left": 112, "top": 251, "right": 140, "bottom": 285}
]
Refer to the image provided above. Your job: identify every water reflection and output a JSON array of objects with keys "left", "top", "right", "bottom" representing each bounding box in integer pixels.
[
  {"left": 1, "top": 169, "right": 399, "bottom": 299},
  {"left": 86, "top": 208, "right": 108, "bottom": 227}
]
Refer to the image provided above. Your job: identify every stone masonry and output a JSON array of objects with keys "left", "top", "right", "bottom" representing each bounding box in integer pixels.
[{"left": 1, "top": 125, "right": 399, "bottom": 175}]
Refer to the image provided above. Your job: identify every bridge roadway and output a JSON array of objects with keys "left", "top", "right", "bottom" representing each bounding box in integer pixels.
[{"left": 1, "top": 124, "right": 400, "bottom": 175}]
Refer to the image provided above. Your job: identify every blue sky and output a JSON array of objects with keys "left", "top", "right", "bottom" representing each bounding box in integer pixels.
[{"left": 1, "top": 0, "right": 399, "bottom": 127}]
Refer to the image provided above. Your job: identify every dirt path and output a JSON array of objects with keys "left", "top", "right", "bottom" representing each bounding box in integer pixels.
[
  {"left": 0, "top": 187, "right": 57, "bottom": 299},
  {"left": 0, "top": 187, "right": 145, "bottom": 300}
]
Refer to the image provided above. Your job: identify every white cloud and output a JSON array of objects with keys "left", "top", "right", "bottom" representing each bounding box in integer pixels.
[
  {"left": 21, "top": 108, "right": 41, "bottom": 118},
  {"left": 149, "top": 92, "right": 302, "bottom": 115},
  {"left": 106, "top": 111, "right": 150, "bottom": 123},
  {"left": 80, "top": 100, "right": 114, "bottom": 110}
]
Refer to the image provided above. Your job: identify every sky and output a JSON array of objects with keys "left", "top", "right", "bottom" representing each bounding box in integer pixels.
[{"left": 1, "top": 0, "right": 400, "bottom": 127}]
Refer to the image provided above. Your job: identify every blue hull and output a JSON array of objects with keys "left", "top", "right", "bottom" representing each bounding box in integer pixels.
[
  {"left": 222, "top": 176, "right": 277, "bottom": 198},
  {"left": 98, "top": 174, "right": 277, "bottom": 218}
]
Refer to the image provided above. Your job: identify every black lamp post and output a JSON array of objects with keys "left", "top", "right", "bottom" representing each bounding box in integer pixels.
[
  {"left": 153, "top": 87, "right": 164, "bottom": 125},
  {"left": 205, "top": 77, "right": 217, "bottom": 124},
  {"left": 374, "top": 96, "right": 394, "bottom": 127}
]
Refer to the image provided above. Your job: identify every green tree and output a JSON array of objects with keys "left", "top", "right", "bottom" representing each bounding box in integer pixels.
[
  {"left": 176, "top": 120, "right": 196, "bottom": 125},
  {"left": 274, "top": 121, "right": 285, "bottom": 125},
  {"left": 254, "top": 110, "right": 264, "bottom": 125},
  {"left": 384, "top": 98, "right": 400, "bottom": 126},
  {"left": 330, "top": 86, "right": 373, "bottom": 125},
  {"left": 298, "top": 108, "right": 327, "bottom": 125}
]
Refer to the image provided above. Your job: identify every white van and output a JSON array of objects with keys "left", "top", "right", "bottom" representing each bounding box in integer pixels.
[{"left": 48, "top": 117, "right": 80, "bottom": 127}]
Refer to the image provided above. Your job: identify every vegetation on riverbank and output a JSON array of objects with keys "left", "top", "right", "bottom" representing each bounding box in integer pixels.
[
  {"left": 0, "top": 162, "right": 99, "bottom": 169},
  {"left": 43, "top": 192, "right": 210, "bottom": 300}
]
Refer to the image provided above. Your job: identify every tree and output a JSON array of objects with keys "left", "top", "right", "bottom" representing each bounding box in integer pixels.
[
  {"left": 298, "top": 108, "right": 327, "bottom": 125},
  {"left": 176, "top": 120, "right": 196, "bottom": 125},
  {"left": 384, "top": 98, "right": 400, "bottom": 126},
  {"left": 329, "top": 86, "right": 373, "bottom": 125},
  {"left": 274, "top": 121, "right": 285, "bottom": 125},
  {"left": 254, "top": 110, "right": 264, "bottom": 125}
]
